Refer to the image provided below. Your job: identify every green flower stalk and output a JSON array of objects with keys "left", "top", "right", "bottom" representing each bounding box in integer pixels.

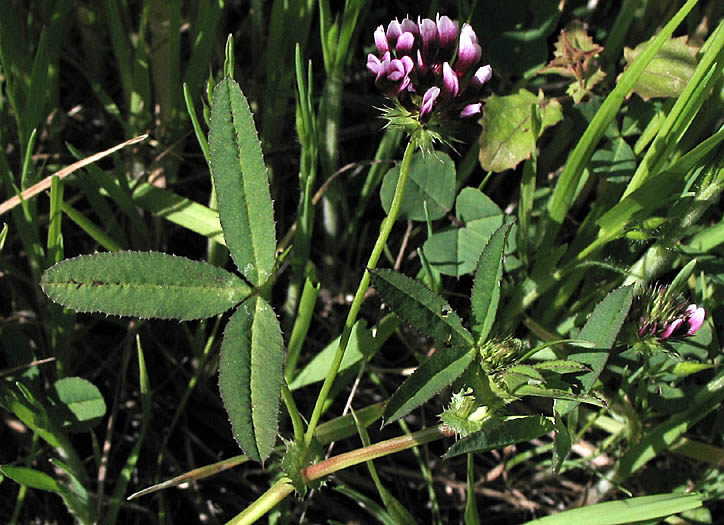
[{"left": 303, "top": 15, "right": 492, "bottom": 450}]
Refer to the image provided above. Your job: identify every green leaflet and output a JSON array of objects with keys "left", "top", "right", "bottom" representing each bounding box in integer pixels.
[
  {"left": 443, "top": 416, "right": 554, "bottom": 459},
  {"left": 369, "top": 268, "right": 473, "bottom": 346},
  {"left": 51, "top": 377, "right": 106, "bottom": 433},
  {"left": 422, "top": 188, "right": 504, "bottom": 277},
  {"left": 219, "top": 297, "right": 283, "bottom": 463},
  {"left": 555, "top": 286, "right": 633, "bottom": 416},
  {"left": 379, "top": 150, "right": 456, "bottom": 221},
  {"left": 41, "top": 251, "right": 250, "bottom": 321},
  {"left": 470, "top": 223, "right": 513, "bottom": 343},
  {"left": 209, "top": 77, "right": 277, "bottom": 286},
  {"left": 383, "top": 346, "right": 475, "bottom": 426}
]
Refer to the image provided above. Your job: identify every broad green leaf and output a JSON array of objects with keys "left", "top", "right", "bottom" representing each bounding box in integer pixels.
[
  {"left": 51, "top": 377, "right": 106, "bottom": 432},
  {"left": 0, "top": 465, "right": 61, "bottom": 493},
  {"left": 423, "top": 189, "right": 504, "bottom": 277},
  {"left": 470, "top": 223, "right": 513, "bottom": 343},
  {"left": 523, "top": 493, "right": 702, "bottom": 525},
  {"left": 219, "top": 297, "right": 283, "bottom": 463},
  {"left": 209, "top": 77, "right": 276, "bottom": 286},
  {"left": 383, "top": 346, "right": 475, "bottom": 425},
  {"left": 479, "top": 89, "right": 563, "bottom": 173},
  {"left": 624, "top": 36, "right": 699, "bottom": 100},
  {"left": 555, "top": 286, "right": 633, "bottom": 416},
  {"left": 41, "top": 252, "right": 250, "bottom": 320},
  {"left": 380, "top": 151, "right": 456, "bottom": 221},
  {"left": 369, "top": 268, "right": 472, "bottom": 346},
  {"left": 444, "top": 416, "right": 554, "bottom": 459},
  {"left": 289, "top": 318, "right": 398, "bottom": 390}
]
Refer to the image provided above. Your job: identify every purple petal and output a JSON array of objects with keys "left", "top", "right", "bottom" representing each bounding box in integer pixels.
[
  {"left": 416, "top": 49, "right": 428, "bottom": 76},
  {"left": 419, "top": 18, "right": 439, "bottom": 63},
  {"left": 686, "top": 305, "right": 706, "bottom": 335},
  {"left": 440, "top": 62, "right": 459, "bottom": 100},
  {"left": 420, "top": 86, "right": 440, "bottom": 118},
  {"left": 456, "top": 26, "right": 482, "bottom": 75},
  {"left": 460, "top": 23, "right": 479, "bottom": 45},
  {"left": 374, "top": 25, "right": 389, "bottom": 55},
  {"left": 459, "top": 103, "right": 482, "bottom": 118},
  {"left": 386, "top": 19, "right": 402, "bottom": 48},
  {"left": 436, "top": 14, "right": 459, "bottom": 57},
  {"left": 366, "top": 53, "right": 382, "bottom": 75},
  {"left": 396, "top": 32, "right": 415, "bottom": 56},
  {"left": 660, "top": 318, "right": 684, "bottom": 340}
]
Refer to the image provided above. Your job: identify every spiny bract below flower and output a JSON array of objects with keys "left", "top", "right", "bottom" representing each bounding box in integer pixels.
[
  {"left": 634, "top": 284, "right": 706, "bottom": 342},
  {"left": 367, "top": 14, "right": 492, "bottom": 150}
]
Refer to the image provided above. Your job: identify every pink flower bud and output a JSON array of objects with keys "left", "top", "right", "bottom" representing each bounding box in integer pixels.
[
  {"left": 436, "top": 14, "right": 459, "bottom": 57},
  {"left": 685, "top": 305, "right": 706, "bottom": 335},
  {"left": 459, "top": 103, "right": 482, "bottom": 118},
  {"left": 374, "top": 25, "right": 389, "bottom": 55},
  {"left": 400, "top": 17, "right": 419, "bottom": 39},
  {"left": 660, "top": 318, "right": 684, "bottom": 340},
  {"left": 420, "top": 87, "right": 440, "bottom": 119},
  {"left": 386, "top": 19, "right": 402, "bottom": 48},
  {"left": 440, "top": 62, "right": 459, "bottom": 100},
  {"left": 419, "top": 17, "right": 439, "bottom": 64},
  {"left": 396, "top": 32, "right": 415, "bottom": 56},
  {"left": 455, "top": 24, "right": 482, "bottom": 74}
]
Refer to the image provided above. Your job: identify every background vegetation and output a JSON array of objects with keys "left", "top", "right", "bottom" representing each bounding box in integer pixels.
[{"left": 1, "top": 0, "right": 724, "bottom": 523}]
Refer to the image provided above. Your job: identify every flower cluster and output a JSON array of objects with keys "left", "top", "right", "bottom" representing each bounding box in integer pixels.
[
  {"left": 366, "top": 15, "right": 491, "bottom": 127},
  {"left": 635, "top": 285, "right": 705, "bottom": 341}
]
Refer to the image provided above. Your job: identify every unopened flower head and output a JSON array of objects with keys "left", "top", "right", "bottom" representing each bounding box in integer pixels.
[
  {"left": 367, "top": 14, "right": 492, "bottom": 148},
  {"left": 634, "top": 284, "right": 706, "bottom": 341}
]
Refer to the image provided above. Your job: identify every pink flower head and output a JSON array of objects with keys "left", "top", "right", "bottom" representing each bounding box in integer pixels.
[
  {"left": 367, "top": 15, "right": 491, "bottom": 128},
  {"left": 635, "top": 284, "right": 706, "bottom": 342}
]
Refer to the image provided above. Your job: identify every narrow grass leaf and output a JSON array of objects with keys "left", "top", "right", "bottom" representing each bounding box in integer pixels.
[
  {"left": 444, "top": 416, "right": 554, "bottom": 459},
  {"left": 219, "top": 297, "right": 283, "bottom": 463},
  {"left": 0, "top": 465, "right": 62, "bottom": 493},
  {"left": 384, "top": 346, "right": 475, "bottom": 426},
  {"left": 209, "top": 77, "right": 276, "bottom": 285},
  {"left": 556, "top": 286, "right": 633, "bottom": 416},
  {"left": 523, "top": 493, "right": 702, "bottom": 525},
  {"left": 41, "top": 252, "right": 250, "bottom": 320},
  {"left": 132, "top": 182, "right": 225, "bottom": 246},
  {"left": 470, "top": 223, "right": 513, "bottom": 343},
  {"left": 369, "top": 268, "right": 473, "bottom": 346},
  {"left": 289, "top": 318, "right": 398, "bottom": 390}
]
